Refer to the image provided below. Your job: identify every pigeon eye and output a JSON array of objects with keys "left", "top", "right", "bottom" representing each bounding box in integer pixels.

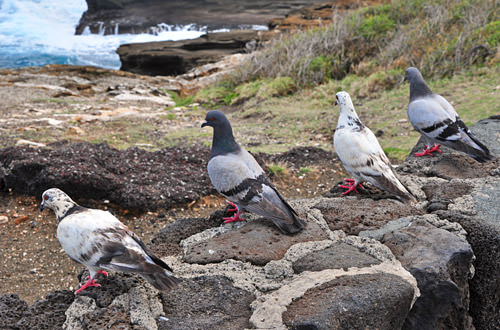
[
  {"left": 44, "top": 195, "right": 49, "bottom": 200},
  {"left": 208, "top": 117, "right": 215, "bottom": 121}
]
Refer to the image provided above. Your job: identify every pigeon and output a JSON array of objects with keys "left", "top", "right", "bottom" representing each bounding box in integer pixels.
[
  {"left": 333, "top": 91, "right": 416, "bottom": 203},
  {"left": 404, "top": 67, "right": 493, "bottom": 162},
  {"left": 40, "top": 188, "right": 179, "bottom": 294},
  {"left": 201, "top": 110, "right": 305, "bottom": 234}
]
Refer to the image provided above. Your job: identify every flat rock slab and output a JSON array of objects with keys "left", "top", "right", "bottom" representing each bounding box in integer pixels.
[
  {"left": 315, "top": 198, "right": 422, "bottom": 235},
  {"left": 292, "top": 243, "right": 381, "bottom": 273},
  {"left": 148, "top": 210, "right": 227, "bottom": 257},
  {"left": 282, "top": 273, "right": 414, "bottom": 330},
  {"left": 382, "top": 219, "right": 474, "bottom": 330},
  {"left": 184, "top": 218, "right": 327, "bottom": 266},
  {"left": 159, "top": 276, "right": 254, "bottom": 330}
]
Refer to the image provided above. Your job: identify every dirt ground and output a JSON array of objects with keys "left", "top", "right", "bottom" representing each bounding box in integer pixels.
[
  {"left": 0, "top": 149, "right": 345, "bottom": 304},
  {"left": 0, "top": 65, "right": 351, "bottom": 304}
]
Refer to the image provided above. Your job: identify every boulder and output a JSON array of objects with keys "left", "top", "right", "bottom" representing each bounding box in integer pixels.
[
  {"left": 282, "top": 273, "right": 414, "bottom": 330},
  {"left": 381, "top": 218, "right": 474, "bottom": 330},
  {"left": 116, "top": 30, "right": 272, "bottom": 76},
  {"left": 159, "top": 276, "right": 255, "bottom": 330}
]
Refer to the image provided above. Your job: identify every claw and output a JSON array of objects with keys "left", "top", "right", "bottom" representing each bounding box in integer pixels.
[
  {"left": 339, "top": 178, "right": 364, "bottom": 195},
  {"left": 415, "top": 143, "right": 442, "bottom": 157},
  {"left": 75, "top": 278, "right": 100, "bottom": 294}
]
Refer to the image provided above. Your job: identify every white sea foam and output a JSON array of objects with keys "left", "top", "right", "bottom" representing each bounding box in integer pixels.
[{"left": 0, "top": 0, "right": 267, "bottom": 69}]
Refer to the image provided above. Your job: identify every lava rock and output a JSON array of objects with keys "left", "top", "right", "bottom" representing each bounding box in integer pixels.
[
  {"left": 282, "top": 273, "right": 414, "bottom": 330},
  {"left": 76, "top": 0, "right": 329, "bottom": 35},
  {"left": 159, "top": 276, "right": 255, "bottom": 330},
  {"left": 15, "top": 291, "right": 73, "bottom": 330},
  {"left": 382, "top": 219, "right": 474, "bottom": 330},
  {"left": 184, "top": 218, "right": 327, "bottom": 266},
  {"left": 315, "top": 198, "right": 422, "bottom": 235},
  {"left": 292, "top": 242, "right": 381, "bottom": 273},
  {"left": 117, "top": 30, "right": 271, "bottom": 76},
  {"left": 0, "top": 142, "right": 213, "bottom": 211},
  {"left": 0, "top": 294, "right": 28, "bottom": 329},
  {"left": 148, "top": 210, "right": 227, "bottom": 257}
]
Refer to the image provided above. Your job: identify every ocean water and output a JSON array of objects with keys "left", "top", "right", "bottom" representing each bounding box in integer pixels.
[{"left": 0, "top": 0, "right": 259, "bottom": 70}]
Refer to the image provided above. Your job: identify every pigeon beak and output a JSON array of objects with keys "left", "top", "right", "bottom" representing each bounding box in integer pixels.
[
  {"left": 40, "top": 202, "right": 46, "bottom": 211},
  {"left": 201, "top": 120, "right": 208, "bottom": 128},
  {"left": 334, "top": 100, "right": 338, "bottom": 106}
]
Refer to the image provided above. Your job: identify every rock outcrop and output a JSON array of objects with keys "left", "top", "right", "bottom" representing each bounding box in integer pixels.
[
  {"left": 116, "top": 30, "right": 272, "bottom": 76},
  {"left": 1, "top": 117, "right": 499, "bottom": 328},
  {"left": 76, "top": 0, "right": 330, "bottom": 35}
]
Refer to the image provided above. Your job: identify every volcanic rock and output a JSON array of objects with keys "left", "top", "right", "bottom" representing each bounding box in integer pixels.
[
  {"left": 116, "top": 30, "right": 272, "bottom": 76},
  {"left": 382, "top": 218, "right": 474, "bottom": 330},
  {"left": 282, "top": 273, "right": 415, "bottom": 330}
]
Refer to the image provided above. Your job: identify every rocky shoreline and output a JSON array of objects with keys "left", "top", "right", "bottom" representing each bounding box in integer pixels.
[{"left": 1, "top": 117, "right": 499, "bottom": 329}]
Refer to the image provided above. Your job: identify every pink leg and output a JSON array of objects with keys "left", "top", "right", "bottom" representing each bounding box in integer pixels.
[
  {"left": 339, "top": 178, "right": 364, "bottom": 195},
  {"left": 226, "top": 201, "right": 238, "bottom": 212},
  {"left": 75, "top": 277, "right": 100, "bottom": 294},
  {"left": 414, "top": 144, "right": 442, "bottom": 157},
  {"left": 223, "top": 201, "right": 245, "bottom": 223},
  {"left": 86, "top": 269, "right": 108, "bottom": 278}
]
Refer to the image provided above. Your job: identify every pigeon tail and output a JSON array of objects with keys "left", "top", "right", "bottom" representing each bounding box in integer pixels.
[
  {"left": 373, "top": 172, "right": 417, "bottom": 204},
  {"left": 246, "top": 193, "right": 305, "bottom": 235},
  {"left": 141, "top": 270, "right": 180, "bottom": 291},
  {"left": 464, "top": 132, "right": 494, "bottom": 163}
]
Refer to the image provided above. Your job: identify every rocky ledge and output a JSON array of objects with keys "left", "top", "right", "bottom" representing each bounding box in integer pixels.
[
  {"left": 76, "top": 0, "right": 330, "bottom": 35},
  {"left": 1, "top": 117, "right": 499, "bottom": 329},
  {"left": 116, "top": 30, "right": 273, "bottom": 76}
]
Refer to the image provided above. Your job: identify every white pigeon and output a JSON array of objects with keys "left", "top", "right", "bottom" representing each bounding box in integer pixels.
[
  {"left": 40, "top": 188, "right": 179, "bottom": 294},
  {"left": 333, "top": 91, "right": 416, "bottom": 203},
  {"left": 201, "top": 110, "right": 305, "bottom": 234},
  {"left": 404, "top": 67, "right": 493, "bottom": 162}
]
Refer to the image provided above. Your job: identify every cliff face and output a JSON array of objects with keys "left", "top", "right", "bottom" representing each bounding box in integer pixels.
[{"left": 76, "top": 0, "right": 330, "bottom": 35}]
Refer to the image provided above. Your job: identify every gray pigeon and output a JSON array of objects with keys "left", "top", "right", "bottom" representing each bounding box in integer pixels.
[
  {"left": 40, "top": 188, "right": 179, "bottom": 294},
  {"left": 334, "top": 91, "right": 416, "bottom": 203},
  {"left": 201, "top": 110, "right": 305, "bottom": 234},
  {"left": 404, "top": 67, "right": 493, "bottom": 162}
]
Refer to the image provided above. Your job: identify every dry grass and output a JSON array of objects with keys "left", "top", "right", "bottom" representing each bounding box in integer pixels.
[{"left": 232, "top": 0, "right": 500, "bottom": 87}]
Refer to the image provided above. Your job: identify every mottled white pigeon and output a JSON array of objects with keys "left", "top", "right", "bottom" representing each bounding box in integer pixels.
[
  {"left": 40, "top": 188, "right": 179, "bottom": 294},
  {"left": 333, "top": 91, "right": 416, "bottom": 203},
  {"left": 404, "top": 67, "right": 493, "bottom": 162},
  {"left": 201, "top": 110, "right": 305, "bottom": 234}
]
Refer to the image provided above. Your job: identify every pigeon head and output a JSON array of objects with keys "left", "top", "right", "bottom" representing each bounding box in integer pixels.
[
  {"left": 403, "top": 67, "right": 424, "bottom": 83},
  {"left": 404, "top": 67, "right": 433, "bottom": 101},
  {"left": 201, "top": 110, "right": 240, "bottom": 157},
  {"left": 41, "top": 188, "right": 78, "bottom": 221},
  {"left": 335, "top": 91, "right": 363, "bottom": 129}
]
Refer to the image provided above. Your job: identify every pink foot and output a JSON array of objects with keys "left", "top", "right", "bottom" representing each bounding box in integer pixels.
[
  {"left": 75, "top": 278, "right": 100, "bottom": 294},
  {"left": 339, "top": 178, "right": 364, "bottom": 195},
  {"left": 223, "top": 201, "right": 245, "bottom": 223},
  {"left": 414, "top": 144, "right": 442, "bottom": 157}
]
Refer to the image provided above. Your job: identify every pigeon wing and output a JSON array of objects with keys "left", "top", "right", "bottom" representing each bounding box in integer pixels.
[
  {"left": 409, "top": 95, "right": 492, "bottom": 162},
  {"left": 208, "top": 149, "right": 304, "bottom": 234},
  {"left": 335, "top": 127, "right": 416, "bottom": 202}
]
